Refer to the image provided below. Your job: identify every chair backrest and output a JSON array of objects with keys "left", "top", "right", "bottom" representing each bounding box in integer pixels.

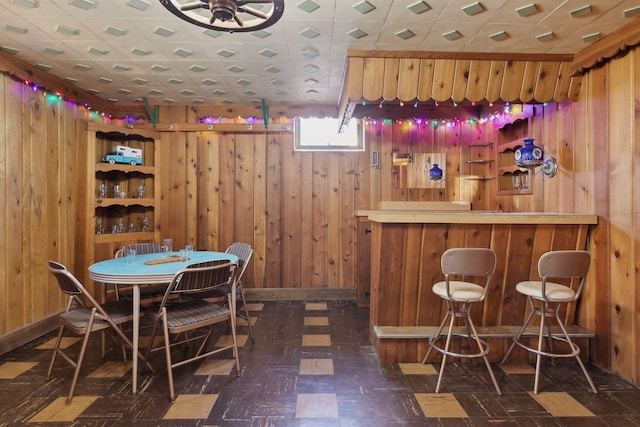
[
  {"left": 538, "top": 250, "right": 590, "bottom": 299},
  {"left": 225, "top": 242, "right": 253, "bottom": 282},
  {"left": 115, "top": 242, "right": 162, "bottom": 258},
  {"left": 48, "top": 261, "right": 101, "bottom": 310},
  {"left": 164, "top": 260, "right": 236, "bottom": 302},
  {"left": 441, "top": 247, "right": 497, "bottom": 277}
]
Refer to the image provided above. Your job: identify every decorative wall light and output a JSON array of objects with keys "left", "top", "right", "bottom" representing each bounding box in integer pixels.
[
  {"left": 515, "top": 138, "right": 558, "bottom": 178},
  {"left": 159, "top": 0, "right": 285, "bottom": 32}
]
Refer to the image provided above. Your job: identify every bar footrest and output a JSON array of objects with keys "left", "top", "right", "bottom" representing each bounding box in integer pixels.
[{"left": 374, "top": 325, "right": 595, "bottom": 340}]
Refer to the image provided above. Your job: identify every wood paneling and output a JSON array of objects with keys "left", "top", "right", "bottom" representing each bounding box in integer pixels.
[
  {"left": 1, "top": 45, "right": 640, "bottom": 390},
  {"left": 369, "top": 221, "right": 592, "bottom": 363}
]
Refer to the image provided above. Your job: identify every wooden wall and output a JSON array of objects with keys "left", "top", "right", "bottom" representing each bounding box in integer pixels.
[{"left": 0, "top": 74, "right": 94, "bottom": 348}]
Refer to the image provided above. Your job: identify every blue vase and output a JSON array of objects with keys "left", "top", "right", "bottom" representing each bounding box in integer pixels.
[
  {"left": 429, "top": 163, "right": 443, "bottom": 180},
  {"left": 515, "top": 138, "right": 543, "bottom": 168}
]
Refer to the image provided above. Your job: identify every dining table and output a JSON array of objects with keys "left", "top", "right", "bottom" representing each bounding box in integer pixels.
[{"left": 88, "top": 250, "right": 238, "bottom": 393}]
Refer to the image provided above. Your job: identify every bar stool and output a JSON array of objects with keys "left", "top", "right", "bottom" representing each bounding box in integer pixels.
[
  {"left": 501, "top": 250, "right": 597, "bottom": 394},
  {"left": 422, "top": 248, "right": 501, "bottom": 394}
]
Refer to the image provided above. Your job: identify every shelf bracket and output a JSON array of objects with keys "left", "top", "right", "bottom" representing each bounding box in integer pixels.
[
  {"left": 261, "top": 98, "right": 269, "bottom": 130},
  {"left": 142, "top": 97, "right": 159, "bottom": 129}
]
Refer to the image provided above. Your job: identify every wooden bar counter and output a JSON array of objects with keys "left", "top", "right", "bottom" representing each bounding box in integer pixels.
[{"left": 357, "top": 209, "right": 598, "bottom": 363}]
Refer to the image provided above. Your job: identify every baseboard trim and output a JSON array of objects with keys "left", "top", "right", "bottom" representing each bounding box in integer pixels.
[
  {"left": 244, "top": 288, "right": 356, "bottom": 301},
  {"left": 0, "top": 314, "right": 59, "bottom": 356}
]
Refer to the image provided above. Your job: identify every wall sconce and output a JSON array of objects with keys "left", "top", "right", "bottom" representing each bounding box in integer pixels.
[{"left": 515, "top": 138, "right": 558, "bottom": 178}]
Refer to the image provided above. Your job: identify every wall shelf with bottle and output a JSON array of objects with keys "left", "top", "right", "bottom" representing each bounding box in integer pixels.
[
  {"left": 497, "top": 118, "right": 533, "bottom": 195},
  {"left": 80, "top": 123, "right": 162, "bottom": 283}
]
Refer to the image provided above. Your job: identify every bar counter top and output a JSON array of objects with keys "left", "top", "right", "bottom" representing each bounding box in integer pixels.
[{"left": 356, "top": 210, "right": 598, "bottom": 225}]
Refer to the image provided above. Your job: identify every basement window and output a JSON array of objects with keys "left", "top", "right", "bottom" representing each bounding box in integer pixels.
[{"left": 294, "top": 117, "right": 364, "bottom": 151}]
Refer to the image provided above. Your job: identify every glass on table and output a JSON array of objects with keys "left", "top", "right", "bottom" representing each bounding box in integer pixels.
[
  {"left": 162, "top": 238, "right": 173, "bottom": 254},
  {"left": 125, "top": 247, "right": 136, "bottom": 264},
  {"left": 185, "top": 244, "right": 194, "bottom": 260}
]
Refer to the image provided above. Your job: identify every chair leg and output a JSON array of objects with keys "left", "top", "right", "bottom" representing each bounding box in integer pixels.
[
  {"left": 161, "top": 310, "right": 176, "bottom": 402},
  {"left": 67, "top": 312, "right": 96, "bottom": 404},
  {"left": 501, "top": 299, "right": 536, "bottom": 365},
  {"left": 239, "top": 290, "right": 255, "bottom": 342},
  {"left": 554, "top": 311, "right": 597, "bottom": 393},
  {"left": 422, "top": 311, "right": 450, "bottom": 364},
  {"left": 467, "top": 313, "right": 501, "bottom": 395},
  {"left": 229, "top": 306, "right": 241, "bottom": 376},
  {"left": 533, "top": 301, "right": 547, "bottom": 394},
  {"left": 435, "top": 311, "right": 456, "bottom": 393},
  {"left": 46, "top": 325, "right": 66, "bottom": 381}
]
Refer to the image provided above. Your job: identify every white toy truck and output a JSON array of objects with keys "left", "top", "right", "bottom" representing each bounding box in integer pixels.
[{"left": 102, "top": 145, "right": 143, "bottom": 165}]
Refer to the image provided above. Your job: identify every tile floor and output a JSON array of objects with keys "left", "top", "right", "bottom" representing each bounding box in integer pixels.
[{"left": 0, "top": 300, "right": 639, "bottom": 426}]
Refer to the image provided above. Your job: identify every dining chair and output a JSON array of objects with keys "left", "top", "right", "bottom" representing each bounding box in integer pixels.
[
  {"left": 200, "top": 242, "right": 255, "bottom": 341},
  {"left": 46, "top": 261, "right": 147, "bottom": 404},
  {"left": 501, "top": 250, "right": 597, "bottom": 394},
  {"left": 143, "top": 260, "right": 241, "bottom": 401},
  {"left": 422, "top": 248, "right": 501, "bottom": 394},
  {"left": 113, "top": 242, "right": 164, "bottom": 303}
]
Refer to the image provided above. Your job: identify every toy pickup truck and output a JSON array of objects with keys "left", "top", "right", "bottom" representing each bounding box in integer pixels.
[{"left": 102, "top": 145, "right": 143, "bottom": 165}]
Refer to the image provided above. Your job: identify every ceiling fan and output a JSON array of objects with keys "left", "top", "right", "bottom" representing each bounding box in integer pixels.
[{"left": 159, "top": 0, "right": 285, "bottom": 32}]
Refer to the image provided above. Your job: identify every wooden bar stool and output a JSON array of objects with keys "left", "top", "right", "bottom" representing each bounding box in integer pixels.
[
  {"left": 422, "top": 248, "right": 501, "bottom": 394},
  {"left": 501, "top": 250, "right": 597, "bottom": 394}
]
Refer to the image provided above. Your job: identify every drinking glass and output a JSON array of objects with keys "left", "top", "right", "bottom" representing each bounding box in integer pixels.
[
  {"left": 162, "top": 238, "right": 173, "bottom": 254},
  {"left": 125, "top": 247, "right": 136, "bottom": 264},
  {"left": 185, "top": 244, "right": 194, "bottom": 260}
]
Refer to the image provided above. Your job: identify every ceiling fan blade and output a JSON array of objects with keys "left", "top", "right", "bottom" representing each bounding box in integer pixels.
[
  {"left": 234, "top": 15, "right": 244, "bottom": 26},
  {"left": 180, "top": 1, "right": 207, "bottom": 11},
  {"left": 238, "top": 5, "right": 268, "bottom": 19},
  {"left": 209, "top": 15, "right": 217, "bottom": 24}
]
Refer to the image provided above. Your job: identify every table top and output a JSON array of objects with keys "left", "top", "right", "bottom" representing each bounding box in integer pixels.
[{"left": 88, "top": 251, "right": 238, "bottom": 284}]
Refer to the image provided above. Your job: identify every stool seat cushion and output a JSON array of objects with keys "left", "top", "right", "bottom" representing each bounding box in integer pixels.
[
  {"left": 516, "top": 280, "right": 576, "bottom": 302},
  {"left": 433, "top": 281, "right": 484, "bottom": 302}
]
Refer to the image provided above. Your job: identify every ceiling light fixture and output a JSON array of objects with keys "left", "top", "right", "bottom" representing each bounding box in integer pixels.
[{"left": 159, "top": 0, "right": 285, "bottom": 33}]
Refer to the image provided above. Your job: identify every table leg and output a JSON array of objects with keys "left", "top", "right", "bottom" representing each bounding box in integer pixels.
[{"left": 132, "top": 284, "right": 140, "bottom": 393}]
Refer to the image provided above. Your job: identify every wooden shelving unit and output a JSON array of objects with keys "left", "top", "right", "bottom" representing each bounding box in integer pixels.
[
  {"left": 83, "top": 123, "right": 162, "bottom": 267},
  {"left": 497, "top": 119, "right": 532, "bottom": 195}
]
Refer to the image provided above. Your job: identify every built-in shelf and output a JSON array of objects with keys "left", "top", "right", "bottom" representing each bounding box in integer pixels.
[
  {"left": 464, "top": 176, "right": 495, "bottom": 181},
  {"left": 467, "top": 159, "right": 494, "bottom": 164}
]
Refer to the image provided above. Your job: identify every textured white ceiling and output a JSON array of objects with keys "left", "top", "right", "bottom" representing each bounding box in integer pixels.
[{"left": 1, "top": 0, "right": 638, "bottom": 110}]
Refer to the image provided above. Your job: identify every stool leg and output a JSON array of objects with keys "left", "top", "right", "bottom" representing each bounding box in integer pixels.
[
  {"left": 554, "top": 309, "right": 597, "bottom": 393},
  {"left": 422, "top": 310, "right": 450, "bottom": 364},
  {"left": 501, "top": 300, "right": 536, "bottom": 365},
  {"left": 533, "top": 300, "right": 547, "bottom": 394},
  {"left": 435, "top": 311, "right": 457, "bottom": 393},
  {"left": 467, "top": 313, "right": 501, "bottom": 395}
]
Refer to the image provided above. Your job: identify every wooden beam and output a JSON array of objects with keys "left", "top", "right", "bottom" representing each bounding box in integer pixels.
[
  {"left": 347, "top": 50, "right": 575, "bottom": 62},
  {"left": 569, "top": 16, "right": 640, "bottom": 76}
]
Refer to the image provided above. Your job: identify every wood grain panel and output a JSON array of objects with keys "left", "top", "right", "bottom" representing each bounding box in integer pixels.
[
  {"left": 451, "top": 59, "right": 471, "bottom": 103},
  {"left": 519, "top": 61, "right": 538, "bottom": 103},
  {"left": 431, "top": 59, "right": 456, "bottom": 102},
  {"left": 533, "top": 61, "right": 561, "bottom": 103},
  {"left": 417, "top": 59, "right": 435, "bottom": 101},
  {"left": 362, "top": 57, "right": 385, "bottom": 101},
  {"left": 466, "top": 60, "right": 492, "bottom": 103},
  {"left": 500, "top": 60, "right": 526, "bottom": 102},
  {"left": 607, "top": 53, "right": 634, "bottom": 380},
  {"left": 347, "top": 57, "right": 364, "bottom": 102},
  {"left": 485, "top": 60, "right": 506, "bottom": 103},
  {"left": 397, "top": 58, "right": 421, "bottom": 102},
  {"left": 383, "top": 58, "right": 400, "bottom": 102}
]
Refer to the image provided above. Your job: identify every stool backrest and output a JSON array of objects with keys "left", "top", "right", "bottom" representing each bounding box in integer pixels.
[
  {"left": 538, "top": 250, "right": 590, "bottom": 299},
  {"left": 441, "top": 247, "right": 496, "bottom": 277}
]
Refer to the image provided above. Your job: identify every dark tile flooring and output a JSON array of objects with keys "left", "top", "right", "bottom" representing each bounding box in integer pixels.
[{"left": 0, "top": 300, "right": 639, "bottom": 426}]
